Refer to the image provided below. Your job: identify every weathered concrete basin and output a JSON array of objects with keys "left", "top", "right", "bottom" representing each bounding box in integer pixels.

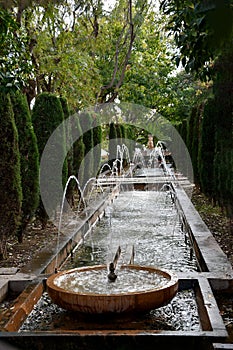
[{"left": 46, "top": 265, "right": 178, "bottom": 314}]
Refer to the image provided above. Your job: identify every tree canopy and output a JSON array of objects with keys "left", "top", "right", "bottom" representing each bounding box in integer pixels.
[
  {"left": 160, "top": 0, "right": 233, "bottom": 80},
  {"left": 0, "top": 0, "right": 206, "bottom": 116}
]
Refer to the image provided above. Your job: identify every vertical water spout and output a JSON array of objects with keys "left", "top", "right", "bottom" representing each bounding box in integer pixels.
[{"left": 55, "top": 175, "right": 86, "bottom": 272}]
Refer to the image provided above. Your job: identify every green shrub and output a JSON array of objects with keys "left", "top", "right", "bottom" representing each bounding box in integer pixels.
[
  {"left": 32, "top": 92, "right": 68, "bottom": 226},
  {"left": 10, "top": 91, "right": 39, "bottom": 242},
  {"left": 115, "top": 124, "right": 122, "bottom": 146},
  {"left": 108, "top": 122, "right": 117, "bottom": 161},
  {"left": 198, "top": 98, "right": 216, "bottom": 198},
  {"left": 72, "top": 115, "right": 85, "bottom": 186},
  {"left": 60, "top": 97, "right": 74, "bottom": 202},
  {"left": 0, "top": 92, "right": 22, "bottom": 258},
  {"left": 213, "top": 45, "right": 233, "bottom": 216}
]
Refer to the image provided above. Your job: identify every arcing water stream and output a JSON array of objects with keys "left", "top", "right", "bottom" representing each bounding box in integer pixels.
[
  {"left": 20, "top": 187, "right": 200, "bottom": 332},
  {"left": 65, "top": 190, "right": 197, "bottom": 273},
  {"left": 20, "top": 141, "right": 201, "bottom": 331}
]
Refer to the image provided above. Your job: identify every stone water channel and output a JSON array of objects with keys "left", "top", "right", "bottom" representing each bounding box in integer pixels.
[
  {"left": 0, "top": 178, "right": 233, "bottom": 350},
  {"left": 20, "top": 190, "right": 199, "bottom": 332}
]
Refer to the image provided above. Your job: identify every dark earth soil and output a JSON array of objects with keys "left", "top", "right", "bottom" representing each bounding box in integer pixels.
[{"left": 191, "top": 187, "right": 233, "bottom": 268}]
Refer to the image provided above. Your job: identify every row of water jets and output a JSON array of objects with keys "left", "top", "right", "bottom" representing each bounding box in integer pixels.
[{"left": 55, "top": 143, "right": 180, "bottom": 272}]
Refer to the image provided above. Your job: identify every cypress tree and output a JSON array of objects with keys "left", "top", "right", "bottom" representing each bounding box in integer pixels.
[
  {"left": 108, "top": 122, "right": 117, "bottom": 161},
  {"left": 174, "top": 122, "right": 189, "bottom": 176},
  {"left": 120, "top": 124, "right": 128, "bottom": 167},
  {"left": 79, "top": 112, "right": 94, "bottom": 186},
  {"left": 180, "top": 118, "right": 188, "bottom": 146},
  {"left": 189, "top": 105, "right": 202, "bottom": 184},
  {"left": 0, "top": 92, "right": 22, "bottom": 259},
  {"left": 32, "top": 92, "right": 68, "bottom": 226},
  {"left": 60, "top": 97, "right": 74, "bottom": 203},
  {"left": 198, "top": 98, "right": 216, "bottom": 198},
  {"left": 115, "top": 124, "right": 122, "bottom": 145},
  {"left": 187, "top": 107, "right": 196, "bottom": 155},
  {"left": 125, "top": 124, "right": 136, "bottom": 159},
  {"left": 72, "top": 115, "right": 85, "bottom": 186},
  {"left": 120, "top": 124, "right": 126, "bottom": 141},
  {"left": 10, "top": 91, "right": 39, "bottom": 242},
  {"left": 213, "top": 45, "right": 233, "bottom": 218},
  {"left": 92, "top": 115, "right": 102, "bottom": 177}
]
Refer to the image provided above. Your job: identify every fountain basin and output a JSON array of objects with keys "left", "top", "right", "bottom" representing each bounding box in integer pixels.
[{"left": 46, "top": 265, "right": 178, "bottom": 314}]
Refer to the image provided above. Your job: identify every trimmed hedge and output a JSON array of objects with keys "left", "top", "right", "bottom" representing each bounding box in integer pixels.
[
  {"left": 32, "top": 92, "right": 68, "bottom": 226},
  {"left": 108, "top": 122, "right": 117, "bottom": 161},
  {"left": 92, "top": 115, "right": 102, "bottom": 176},
  {"left": 198, "top": 98, "right": 216, "bottom": 198},
  {"left": 10, "top": 91, "right": 39, "bottom": 242},
  {"left": 79, "top": 112, "right": 94, "bottom": 186},
  {"left": 72, "top": 115, "right": 85, "bottom": 186},
  {"left": 60, "top": 97, "right": 74, "bottom": 202},
  {"left": 0, "top": 92, "right": 22, "bottom": 258}
]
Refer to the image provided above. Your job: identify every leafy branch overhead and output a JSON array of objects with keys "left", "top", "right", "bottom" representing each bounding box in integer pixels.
[
  {"left": 99, "top": 0, "right": 150, "bottom": 103},
  {"left": 160, "top": 0, "right": 233, "bottom": 80},
  {"left": 0, "top": 0, "right": 211, "bottom": 116}
]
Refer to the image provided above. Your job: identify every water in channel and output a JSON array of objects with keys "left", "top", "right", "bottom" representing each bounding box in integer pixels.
[
  {"left": 20, "top": 189, "right": 200, "bottom": 332},
  {"left": 65, "top": 190, "right": 197, "bottom": 273}
]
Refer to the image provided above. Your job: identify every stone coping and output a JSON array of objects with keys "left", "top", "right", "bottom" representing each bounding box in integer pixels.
[{"left": 175, "top": 185, "right": 232, "bottom": 274}]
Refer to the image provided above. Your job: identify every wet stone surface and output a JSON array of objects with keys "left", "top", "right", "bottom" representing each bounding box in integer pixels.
[{"left": 19, "top": 289, "right": 200, "bottom": 332}]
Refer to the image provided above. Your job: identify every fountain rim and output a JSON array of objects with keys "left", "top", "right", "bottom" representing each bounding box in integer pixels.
[{"left": 46, "top": 264, "right": 178, "bottom": 297}]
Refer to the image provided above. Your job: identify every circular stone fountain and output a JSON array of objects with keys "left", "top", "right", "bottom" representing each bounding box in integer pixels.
[{"left": 46, "top": 265, "right": 178, "bottom": 314}]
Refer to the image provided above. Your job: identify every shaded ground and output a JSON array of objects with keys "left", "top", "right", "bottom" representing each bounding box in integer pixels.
[
  {"left": 191, "top": 187, "right": 233, "bottom": 268},
  {"left": 0, "top": 221, "right": 58, "bottom": 270}
]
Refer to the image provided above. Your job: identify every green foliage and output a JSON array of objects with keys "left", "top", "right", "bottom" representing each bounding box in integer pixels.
[
  {"left": 0, "top": 92, "right": 22, "bottom": 258},
  {"left": 97, "top": 0, "right": 151, "bottom": 103},
  {"left": 0, "top": 8, "right": 32, "bottom": 91},
  {"left": 32, "top": 92, "right": 68, "bottom": 225},
  {"left": 32, "top": 93, "right": 64, "bottom": 155},
  {"left": 35, "top": 27, "right": 102, "bottom": 109},
  {"left": 10, "top": 91, "right": 39, "bottom": 242},
  {"left": 1, "top": 0, "right": 206, "bottom": 119},
  {"left": 160, "top": 0, "right": 233, "bottom": 80},
  {"left": 118, "top": 12, "right": 176, "bottom": 109},
  {"left": 117, "top": 11, "right": 209, "bottom": 121}
]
